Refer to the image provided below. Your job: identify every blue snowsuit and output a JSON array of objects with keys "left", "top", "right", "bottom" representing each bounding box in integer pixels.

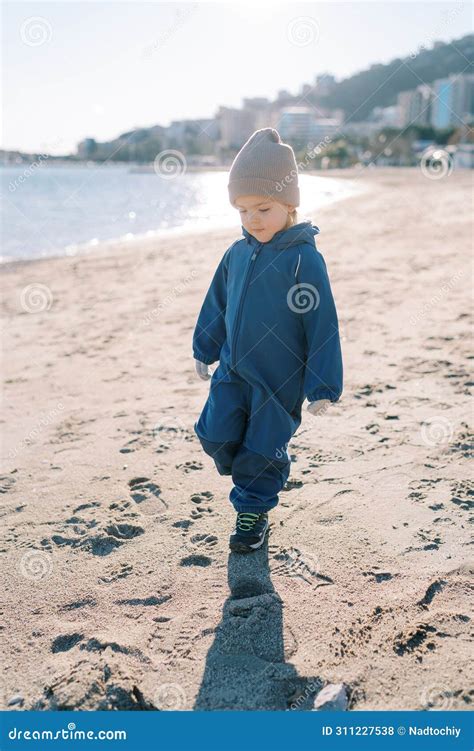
[{"left": 192, "top": 220, "right": 343, "bottom": 513}]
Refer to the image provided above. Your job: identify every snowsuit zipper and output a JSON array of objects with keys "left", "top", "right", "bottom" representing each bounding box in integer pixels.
[{"left": 231, "top": 242, "right": 263, "bottom": 368}]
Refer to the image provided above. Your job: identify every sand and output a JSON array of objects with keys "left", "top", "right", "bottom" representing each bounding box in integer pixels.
[{"left": 1, "top": 167, "right": 472, "bottom": 712}]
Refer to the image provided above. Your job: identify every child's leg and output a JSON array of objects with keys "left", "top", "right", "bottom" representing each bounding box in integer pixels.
[
  {"left": 195, "top": 436, "right": 240, "bottom": 476},
  {"left": 229, "top": 445, "right": 291, "bottom": 513},
  {"left": 227, "top": 382, "right": 301, "bottom": 512},
  {"left": 194, "top": 367, "right": 248, "bottom": 475}
]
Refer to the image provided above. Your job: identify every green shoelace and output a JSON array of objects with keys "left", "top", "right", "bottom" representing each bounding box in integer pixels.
[{"left": 236, "top": 512, "right": 261, "bottom": 532}]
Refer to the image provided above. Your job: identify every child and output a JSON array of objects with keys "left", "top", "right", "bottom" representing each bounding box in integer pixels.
[{"left": 192, "top": 128, "right": 343, "bottom": 553}]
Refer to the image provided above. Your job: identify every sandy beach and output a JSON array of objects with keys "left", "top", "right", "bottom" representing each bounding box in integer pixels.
[{"left": 1, "top": 167, "right": 472, "bottom": 711}]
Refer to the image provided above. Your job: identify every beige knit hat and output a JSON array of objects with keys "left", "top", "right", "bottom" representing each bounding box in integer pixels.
[{"left": 228, "top": 127, "right": 300, "bottom": 208}]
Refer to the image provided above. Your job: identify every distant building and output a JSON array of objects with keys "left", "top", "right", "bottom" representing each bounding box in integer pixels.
[
  {"left": 453, "top": 143, "right": 474, "bottom": 169},
  {"left": 276, "top": 89, "right": 295, "bottom": 107},
  {"left": 431, "top": 73, "right": 474, "bottom": 128},
  {"left": 300, "top": 84, "right": 313, "bottom": 97},
  {"left": 243, "top": 97, "right": 270, "bottom": 110},
  {"left": 277, "top": 107, "right": 340, "bottom": 143},
  {"left": 311, "top": 118, "right": 342, "bottom": 141},
  {"left": 217, "top": 107, "right": 256, "bottom": 149},
  {"left": 77, "top": 138, "right": 97, "bottom": 158},
  {"left": 371, "top": 105, "right": 402, "bottom": 127},
  {"left": 242, "top": 97, "right": 275, "bottom": 131},
  {"left": 313, "top": 73, "right": 336, "bottom": 97},
  {"left": 412, "top": 139, "right": 437, "bottom": 155},
  {"left": 339, "top": 120, "right": 382, "bottom": 138},
  {"left": 167, "top": 119, "right": 219, "bottom": 150},
  {"left": 396, "top": 74, "right": 474, "bottom": 130},
  {"left": 398, "top": 85, "right": 432, "bottom": 128}
]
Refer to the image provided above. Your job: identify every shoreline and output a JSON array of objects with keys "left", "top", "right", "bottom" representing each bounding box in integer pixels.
[{"left": 1, "top": 168, "right": 370, "bottom": 271}]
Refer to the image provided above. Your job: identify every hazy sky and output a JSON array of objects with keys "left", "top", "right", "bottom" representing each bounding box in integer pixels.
[{"left": 3, "top": 1, "right": 471, "bottom": 155}]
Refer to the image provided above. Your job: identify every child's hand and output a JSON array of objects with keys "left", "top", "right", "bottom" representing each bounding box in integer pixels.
[
  {"left": 306, "top": 399, "right": 331, "bottom": 416},
  {"left": 195, "top": 359, "right": 211, "bottom": 380}
]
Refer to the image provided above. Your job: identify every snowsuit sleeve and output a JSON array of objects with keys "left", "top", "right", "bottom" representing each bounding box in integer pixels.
[
  {"left": 192, "top": 247, "right": 231, "bottom": 365},
  {"left": 295, "top": 246, "right": 343, "bottom": 403}
]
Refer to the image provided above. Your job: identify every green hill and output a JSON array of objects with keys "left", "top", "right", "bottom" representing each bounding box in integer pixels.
[{"left": 311, "top": 34, "right": 473, "bottom": 121}]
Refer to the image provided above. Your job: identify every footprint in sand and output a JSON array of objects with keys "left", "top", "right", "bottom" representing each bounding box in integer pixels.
[
  {"left": 407, "top": 477, "right": 443, "bottom": 502},
  {"left": 31, "top": 658, "right": 156, "bottom": 710},
  {"left": 189, "top": 491, "right": 215, "bottom": 520},
  {"left": 128, "top": 477, "right": 168, "bottom": 517},
  {"left": 402, "top": 528, "right": 443, "bottom": 553},
  {"left": 47, "top": 498, "right": 145, "bottom": 556},
  {"left": 189, "top": 533, "right": 218, "bottom": 550},
  {"left": 0, "top": 503, "right": 26, "bottom": 519},
  {"left": 50, "top": 521, "right": 144, "bottom": 556},
  {"left": 153, "top": 422, "right": 195, "bottom": 447},
  {"left": 393, "top": 623, "right": 438, "bottom": 659},
  {"left": 449, "top": 479, "right": 473, "bottom": 511},
  {"left": 98, "top": 562, "right": 133, "bottom": 584},
  {"left": 48, "top": 416, "right": 96, "bottom": 445},
  {"left": 157, "top": 608, "right": 215, "bottom": 664},
  {"left": 58, "top": 597, "right": 97, "bottom": 611},
  {"left": 119, "top": 426, "right": 167, "bottom": 454},
  {"left": 190, "top": 506, "right": 215, "bottom": 520},
  {"left": 0, "top": 474, "right": 17, "bottom": 494},
  {"left": 119, "top": 420, "right": 194, "bottom": 455},
  {"left": 308, "top": 449, "right": 351, "bottom": 465},
  {"left": 362, "top": 570, "right": 396, "bottom": 583},
  {"left": 282, "top": 478, "right": 304, "bottom": 491},
  {"left": 115, "top": 593, "right": 172, "bottom": 608},
  {"left": 104, "top": 522, "right": 145, "bottom": 540},
  {"left": 73, "top": 501, "right": 101, "bottom": 513},
  {"left": 179, "top": 554, "right": 213, "bottom": 567},
  {"left": 331, "top": 605, "right": 389, "bottom": 659},
  {"left": 51, "top": 633, "right": 84, "bottom": 653},
  {"left": 446, "top": 424, "right": 473, "bottom": 460},
  {"left": 190, "top": 491, "right": 213, "bottom": 505},
  {"left": 176, "top": 460, "right": 203, "bottom": 473},
  {"left": 169, "top": 612, "right": 215, "bottom": 662},
  {"left": 416, "top": 579, "right": 447, "bottom": 609},
  {"left": 269, "top": 545, "right": 334, "bottom": 589},
  {"left": 172, "top": 519, "right": 194, "bottom": 536}
]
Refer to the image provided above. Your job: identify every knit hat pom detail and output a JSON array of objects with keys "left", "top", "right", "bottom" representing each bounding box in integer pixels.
[{"left": 256, "top": 127, "right": 281, "bottom": 143}]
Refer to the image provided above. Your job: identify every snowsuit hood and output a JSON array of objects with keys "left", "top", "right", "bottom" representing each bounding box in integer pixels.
[{"left": 241, "top": 220, "right": 320, "bottom": 249}]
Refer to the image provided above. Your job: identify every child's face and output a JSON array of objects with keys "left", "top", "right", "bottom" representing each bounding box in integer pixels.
[{"left": 235, "top": 195, "right": 294, "bottom": 244}]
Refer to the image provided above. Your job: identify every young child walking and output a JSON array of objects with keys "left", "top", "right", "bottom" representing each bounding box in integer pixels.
[{"left": 192, "top": 127, "right": 343, "bottom": 553}]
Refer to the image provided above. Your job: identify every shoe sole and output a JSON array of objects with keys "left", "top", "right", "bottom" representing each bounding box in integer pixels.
[{"left": 229, "top": 522, "right": 269, "bottom": 554}]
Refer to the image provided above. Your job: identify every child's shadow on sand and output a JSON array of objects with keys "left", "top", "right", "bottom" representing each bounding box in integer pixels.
[{"left": 194, "top": 538, "right": 322, "bottom": 710}]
